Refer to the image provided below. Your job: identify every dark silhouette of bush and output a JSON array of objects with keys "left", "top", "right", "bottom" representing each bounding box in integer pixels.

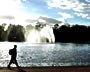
[
  {"left": 0, "top": 25, "right": 5, "bottom": 41},
  {"left": 8, "top": 25, "right": 25, "bottom": 42},
  {"left": 53, "top": 24, "right": 90, "bottom": 43}
]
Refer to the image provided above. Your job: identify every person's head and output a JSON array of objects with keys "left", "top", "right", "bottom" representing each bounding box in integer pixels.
[{"left": 14, "top": 45, "right": 17, "bottom": 48}]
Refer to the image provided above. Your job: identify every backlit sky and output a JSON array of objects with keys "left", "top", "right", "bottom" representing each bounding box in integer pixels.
[{"left": 0, "top": 0, "right": 90, "bottom": 26}]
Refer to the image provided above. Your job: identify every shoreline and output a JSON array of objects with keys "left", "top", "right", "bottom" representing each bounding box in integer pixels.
[{"left": 0, "top": 66, "right": 90, "bottom": 72}]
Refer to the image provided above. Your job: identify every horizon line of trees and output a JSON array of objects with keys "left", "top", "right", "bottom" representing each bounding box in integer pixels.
[
  {"left": 0, "top": 24, "right": 25, "bottom": 42},
  {"left": 53, "top": 24, "right": 90, "bottom": 43},
  {"left": 1, "top": 23, "right": 90, "bottom": 43}
]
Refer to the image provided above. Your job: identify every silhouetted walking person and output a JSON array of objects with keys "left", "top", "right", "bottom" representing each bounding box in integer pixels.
[{"left": 8, "top": 45, "right": 20, "bottom": 69}]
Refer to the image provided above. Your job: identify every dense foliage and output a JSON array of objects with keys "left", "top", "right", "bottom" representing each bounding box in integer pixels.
[
  {"left": 0, "top": 24, "right": 25, "bottom": 42},
  {"left": 8, "top": 25, "right": 25, "bottom": 42},
  {"left": 53, "top": 24, "right": 90, "bottom": 43}
]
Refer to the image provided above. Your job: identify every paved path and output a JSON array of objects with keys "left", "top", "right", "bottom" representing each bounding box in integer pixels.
[{"left": 0, "top": 66, "right": 90, "bottom": 72}]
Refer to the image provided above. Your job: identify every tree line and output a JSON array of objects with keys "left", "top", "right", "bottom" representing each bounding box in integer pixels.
[
  {"left": 0, "top": 23, "right": 90, "bottom": 43},
  {"left": 53, "top": 24, "right": 90, "bottom": 43},
  {"left": 0, "top": 24, "right": 25, "bottom": 42}
]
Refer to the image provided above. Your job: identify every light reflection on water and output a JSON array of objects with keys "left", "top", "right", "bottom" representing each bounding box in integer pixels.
[{"left": 0, "top": 42, "right": 90, "bottom": 67}]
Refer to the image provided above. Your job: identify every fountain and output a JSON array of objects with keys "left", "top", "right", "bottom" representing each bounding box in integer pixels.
[{"left": 25, "top": 24, "right": 55, "bottom": 43}]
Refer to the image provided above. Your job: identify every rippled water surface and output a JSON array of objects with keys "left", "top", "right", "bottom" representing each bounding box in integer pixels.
[{"left": 0, "top": 42, "right": 90, "bottom": 67}]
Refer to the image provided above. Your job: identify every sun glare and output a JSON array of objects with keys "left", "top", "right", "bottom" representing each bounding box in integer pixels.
[
  {"left": 0, "top": 0, "right": 21, "bottom": 15},
  {"left": 0, "top": 0, "right": 27, "bottom": 25}
]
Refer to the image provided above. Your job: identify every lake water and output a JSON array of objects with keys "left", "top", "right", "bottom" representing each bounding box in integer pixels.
[{"left": 0, "top": 42, "right": 90, "bottom": 67}]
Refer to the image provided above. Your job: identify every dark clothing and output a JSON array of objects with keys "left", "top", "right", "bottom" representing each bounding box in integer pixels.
[
  {"left": 8, "top": 47, "right": 19, "bottom": 69},
  {"left": 11, "top": 48, "right": 17, "bottom": 58}
]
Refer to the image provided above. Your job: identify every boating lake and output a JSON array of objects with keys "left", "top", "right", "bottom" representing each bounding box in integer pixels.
[{"left": 0, "top": 42, "right": 90, "bottom": 67}]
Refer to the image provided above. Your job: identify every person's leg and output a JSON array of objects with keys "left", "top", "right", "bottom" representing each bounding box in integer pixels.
[
  {"left": 8, "top": 58, "right": 13, "bottom": 69},
  {"left": 14, "top": 59, "right": 20, "bottom": 69}
]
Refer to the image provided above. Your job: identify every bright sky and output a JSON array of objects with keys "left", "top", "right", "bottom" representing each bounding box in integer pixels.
[{"left": 0, "top": 0, "right": 90, "bottom": 26}]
